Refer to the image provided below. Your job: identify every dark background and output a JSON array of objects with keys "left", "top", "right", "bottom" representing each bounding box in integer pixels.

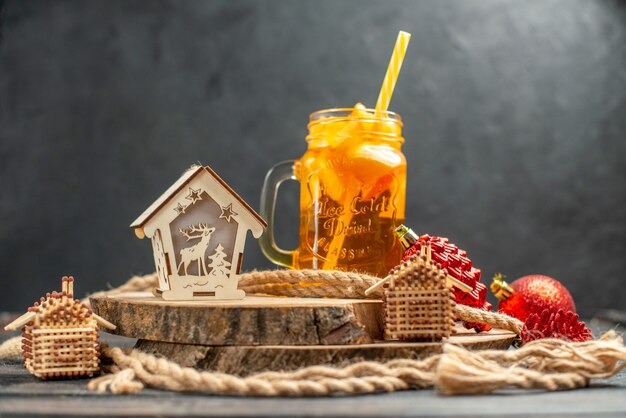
[{"left": 0, "top": 0, "right": 624, "bottom": 316}]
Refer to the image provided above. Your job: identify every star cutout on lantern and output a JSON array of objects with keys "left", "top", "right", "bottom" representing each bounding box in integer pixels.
[
  {"left": 174, "top": 202, "right": 187, "bottom": 214},
  {"left": 219, "top": 203, "right": 238, "bottom": 223},
  {"left": 185, "top": 187, "right": 203, "bottom": 204}
]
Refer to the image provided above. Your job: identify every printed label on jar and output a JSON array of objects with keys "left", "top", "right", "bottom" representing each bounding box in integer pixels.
[{"left": 303, "top": 178, "right": 399, "bottom": 266}]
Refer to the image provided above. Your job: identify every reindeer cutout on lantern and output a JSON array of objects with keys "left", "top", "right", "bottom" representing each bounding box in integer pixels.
[
  {"left": 131, "top": 165, "right": 266, "bottom": 300},
  {"left": 177, "top": 224, "right": 216, "bottom": 276}
]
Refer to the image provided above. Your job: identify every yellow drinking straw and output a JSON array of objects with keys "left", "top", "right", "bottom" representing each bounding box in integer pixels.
[{"left": 375, "top": 31, "right": 411, "bottom": 115}]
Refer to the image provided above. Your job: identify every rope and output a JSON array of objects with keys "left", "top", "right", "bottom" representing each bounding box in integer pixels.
[
  {"left": 239, "top": 269, "right": 382, "bottom": 299},
  {"left": 453, "top": 304, "right": 523, "bottom": 334},
  {"left": 89, "top": 347, "right": 439, "bottom": 396},
  {"left": 3, "top": 270, "right": 626, "bottom": 396},
  {"left": 0, "top": 336, "right": 21, "bottom": 361},
  {"left": 86, "top": 273, "right": 159, "bottom": 302},
  {"left": 85, "top": 331, "right": 626, "bottom": 396},
  {"left": 436, "top": 331, "right": 626, "bottom": 394},
  {"left": 436, "top": 344, "right": 588, "bottom": 394}
]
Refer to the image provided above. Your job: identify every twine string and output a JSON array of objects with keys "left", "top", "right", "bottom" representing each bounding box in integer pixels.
[{"left": 1, "top": 270, "right": 625, "bottom": 396}]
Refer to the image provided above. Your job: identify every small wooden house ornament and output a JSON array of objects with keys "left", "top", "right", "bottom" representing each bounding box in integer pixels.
[
  {"left": 131, "top": 165, "right": 267, "bottom": 300},
  {"left": 366, "top": 245, "right": 456, "bottom": 341},
  {"left": 4, "top": 276, "right": 116, "bottom": 379}
]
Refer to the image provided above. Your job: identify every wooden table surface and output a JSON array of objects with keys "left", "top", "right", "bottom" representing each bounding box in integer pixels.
[{"left": 1, "top": 319, "right": 625, "bottom": 418}]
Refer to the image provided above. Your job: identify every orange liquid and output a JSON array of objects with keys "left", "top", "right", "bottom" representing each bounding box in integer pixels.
[{"left": 293, "top": 107, "right": 406, "bottom": 277}]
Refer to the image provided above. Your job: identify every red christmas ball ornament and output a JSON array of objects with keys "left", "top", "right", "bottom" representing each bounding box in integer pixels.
[{"left": 491, "top": 274, "right": 576, "bottom": 323}]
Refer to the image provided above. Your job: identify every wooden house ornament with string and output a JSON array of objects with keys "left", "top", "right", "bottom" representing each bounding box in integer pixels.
[
  {"left": 365, "top": 244, "right": 457, "bottom": 341},
  {"left": 4, "top": 276, "right": 116, "bottom": 379},
  {"left": 130, "top": 165, "right": 267, "bottom": 300}
]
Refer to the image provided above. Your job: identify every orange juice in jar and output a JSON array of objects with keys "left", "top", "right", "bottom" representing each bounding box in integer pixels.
[{"left": 260, "top": 104, "right": 406, "bottom": 277}]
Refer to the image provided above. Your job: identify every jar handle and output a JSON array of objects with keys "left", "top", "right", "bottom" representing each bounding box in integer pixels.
[{"left": 259, "top": 160, "right": 297, "bottom": 268}]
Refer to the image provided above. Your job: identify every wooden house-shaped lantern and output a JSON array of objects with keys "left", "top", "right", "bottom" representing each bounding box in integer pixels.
[
  {"left": 131, "top": 165, "right": 267, "bottom": 300},
  {"left": 4, "top": 276, "right": 116, "bottom": 379},
  {"left": 369, "top": 246, "right": 456, "bottom": 341}
]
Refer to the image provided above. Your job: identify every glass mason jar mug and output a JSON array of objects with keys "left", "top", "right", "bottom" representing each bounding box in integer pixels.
[{"left": 260, "top": 107, "right": 407, "bottom": 277}]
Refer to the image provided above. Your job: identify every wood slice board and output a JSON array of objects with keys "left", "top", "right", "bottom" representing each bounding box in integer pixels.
[
  {"left": 90, "top": 292, "right": 383, "bottom": 345},
  {"left": 91, "top": 293, "right": 516, "bottom": 374},
  {"left": 135, "top": 326, "right": 516, "bottom": 375}
]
